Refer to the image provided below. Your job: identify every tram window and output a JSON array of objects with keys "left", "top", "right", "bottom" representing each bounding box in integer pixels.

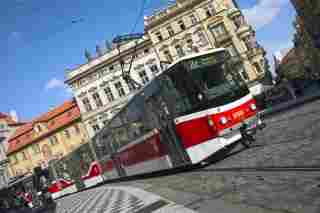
[{"left": 159, "top": 71, "right": 193, "bottom": 116}]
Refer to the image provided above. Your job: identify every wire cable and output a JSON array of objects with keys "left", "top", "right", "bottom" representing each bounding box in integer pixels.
[{"left": 131, "top": 0, "right": 148, "bottom": 33}]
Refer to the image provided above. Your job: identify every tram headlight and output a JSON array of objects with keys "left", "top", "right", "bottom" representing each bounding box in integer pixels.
[
  {"left": 219, "top": 116, "right": 228, "bottom": 125},
  {"left": 250, "top": 103, "right": 257, "bottom": 111}
]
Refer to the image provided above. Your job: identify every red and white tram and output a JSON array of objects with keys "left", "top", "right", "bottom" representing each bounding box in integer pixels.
[{"left": 48, "top": 48, "right": 265, "bottom": 198}]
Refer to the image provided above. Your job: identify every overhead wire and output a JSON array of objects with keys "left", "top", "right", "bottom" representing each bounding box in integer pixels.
[{"left": 117, "top": 0, "right": 149, "bottom": 89}]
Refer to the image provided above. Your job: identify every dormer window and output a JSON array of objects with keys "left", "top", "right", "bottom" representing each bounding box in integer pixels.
[
  {"left": 155, "top": 31, "right": 163, "bottom": 41},
  {"left": 205, "top": 4, "right": 216, "bottom": 17},
  {"left": 35, "top": 125, "right": 42, "bottom": 133},
  {"left": 178, "top": 20, "right": 186, "bottom": 31}
]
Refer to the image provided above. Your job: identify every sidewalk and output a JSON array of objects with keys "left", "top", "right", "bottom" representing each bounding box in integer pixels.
[{"left": 260, "top": 92, "right": 320, "bottom": 118}]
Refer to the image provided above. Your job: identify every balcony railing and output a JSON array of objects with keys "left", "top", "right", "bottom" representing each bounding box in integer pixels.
[
  {"left": 215, "top": 33, "right": 232, "bottom": 46},
  {"left": 247, "top": 45, "right": 266, "bottom": 58}
]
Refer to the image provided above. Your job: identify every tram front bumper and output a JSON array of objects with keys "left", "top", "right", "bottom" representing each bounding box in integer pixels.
[
  {"left": 241, "top": 117, "right": 266, "bottom": 136},
  {"left": 218, "top": 115, "right": 266, "bottom": 137}
]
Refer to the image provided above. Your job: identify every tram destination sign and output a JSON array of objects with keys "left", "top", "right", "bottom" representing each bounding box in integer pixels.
[{"left": 189, "top": 51, "right": 226, "bottom": 70}]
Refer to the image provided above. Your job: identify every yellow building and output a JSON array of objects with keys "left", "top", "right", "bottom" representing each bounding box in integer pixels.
[{"left": 7, "top": 99, "right": 89, "bottom": 177}]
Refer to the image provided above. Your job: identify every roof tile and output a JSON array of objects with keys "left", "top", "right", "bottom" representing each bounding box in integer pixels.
[{"left": 7, "top": 99, "right": 81, "bottom": 154}]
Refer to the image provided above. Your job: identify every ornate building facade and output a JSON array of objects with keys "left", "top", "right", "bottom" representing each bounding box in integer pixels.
[
  {"left": 144, "top": 0, "right": 267, "bottom": 86},
  {"left": 65, "top": 38, "right": 162, "bottom": 138}
]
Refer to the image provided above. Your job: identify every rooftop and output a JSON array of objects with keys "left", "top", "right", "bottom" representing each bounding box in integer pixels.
[
  {"left": 0, "top": 112, "right": 23, "bottom": 126},
  {"left": 7, "top": 99, "right": 81, "bottom": 154}
]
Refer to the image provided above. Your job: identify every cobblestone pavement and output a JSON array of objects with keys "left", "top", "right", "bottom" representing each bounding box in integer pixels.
[
  {"left": 119, "top": 100, "right": 320, "bottom": 213},
  {"left": 54, "top": 185, "right": 196, "bottom": 213}
]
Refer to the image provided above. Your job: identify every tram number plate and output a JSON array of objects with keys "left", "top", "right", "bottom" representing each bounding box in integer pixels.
[{"left": 232, "top": 110, "right": 245, "bottom": 119}]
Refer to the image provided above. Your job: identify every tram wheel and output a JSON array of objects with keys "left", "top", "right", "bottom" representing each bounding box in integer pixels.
[{"left": 240, "top": 135, "right": 255, "bottom": 148}]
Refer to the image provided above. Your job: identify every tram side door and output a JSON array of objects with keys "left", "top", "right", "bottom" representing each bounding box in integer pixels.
[{"left": 144, "top": 80, "right": 190, "bottom": 167}]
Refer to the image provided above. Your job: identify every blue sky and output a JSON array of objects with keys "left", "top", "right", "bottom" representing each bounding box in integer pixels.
[{"left": 1, "top": 0, "right": 296, "bottom": 121}]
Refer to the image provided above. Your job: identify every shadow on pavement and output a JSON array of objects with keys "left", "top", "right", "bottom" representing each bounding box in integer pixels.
[{"left": 3, "top": 203, "right": 57, "bottom": 213}]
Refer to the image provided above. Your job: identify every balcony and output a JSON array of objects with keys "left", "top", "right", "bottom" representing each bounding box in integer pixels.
[
  {"left": 247, "top": 46, "right": 266, "bottom": 59},
  {"left": 232, "top": 15, "right": 252, "bottom": 38},
  {"left": 237, "top": 24, "right": 252, "bottom": 38},
  {"left": 228, "top": 8, "right": 241, "bottom": 19},
  {"left": 215, "top": 33, "right": 232, "bottom": 46}
]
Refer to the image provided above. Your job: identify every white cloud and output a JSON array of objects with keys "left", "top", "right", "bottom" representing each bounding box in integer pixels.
[
  {"left": 45, "top": 78, "right": 65, "bottom": 90},
  {"left": 45, "top": 78, "right": 74, "bottom": 99},
  {"left": 243, "top": 0, "right": 290, "bottom": 30}
]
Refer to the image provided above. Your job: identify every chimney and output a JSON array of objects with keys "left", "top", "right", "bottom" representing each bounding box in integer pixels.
[
  {"left": 96, "top": 45, "right": 103, "bottom": 57},
  {"left": 85, "top": 49, "right": 92, "bottom": 62},
  {"left": 105, "top": 40, "right": 112, "bottom": 52},
  {"left": 9, "top": 110, "right": 18, "bottom": 122}
]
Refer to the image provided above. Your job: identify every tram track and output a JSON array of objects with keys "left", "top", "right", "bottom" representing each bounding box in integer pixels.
[{"left": 199, "top": 165, "right": 320, "bottom": 173}]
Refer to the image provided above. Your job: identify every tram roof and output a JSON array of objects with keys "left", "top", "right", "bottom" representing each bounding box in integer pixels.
[{"left": 166, "top": 48, "right": 226, "bottom": 70}]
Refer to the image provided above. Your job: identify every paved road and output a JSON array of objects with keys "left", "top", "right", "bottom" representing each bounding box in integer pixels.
[
  {"left": 119, "top": 99, "right": 320, "bottom": 213},
  {"left": 15, "top": 99, "right": 319, "bottom": 213}
]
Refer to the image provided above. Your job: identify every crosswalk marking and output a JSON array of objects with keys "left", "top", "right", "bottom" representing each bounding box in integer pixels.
[
  {"left": 55, "top": 186, "right": 164, "bottom": 213},
  {"left": 73, "top": 189, "right": 108, "bottom": 213}
]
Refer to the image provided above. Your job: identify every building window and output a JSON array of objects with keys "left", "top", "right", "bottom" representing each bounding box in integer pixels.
[
  {"left": 144, "top": 48, "right": 150, "bottom": 54},
  {"left": 64, "top": 129, "right": 71, "bottom": 139},
  {"left": 32, "top": 144, "right": 40, "bottom": 154},
  {"left": 178, "top": 20, "right": 186, "bottom": 31},
  {"left": 92, "top": 124, "right": 100, "bottom": 133},
  {"left": 19, "top": 152, "right": 27, "bottom": 161},
  {"left": 150, "top": 64, "right": 159, "bottom": 74},
  {"left": 35, "top": 125, "right": 42, "bottom": 133},
  {"left": 103, "top": 120, "right": 109, "bottom": 126},
  {"left": 197, "top": 31, "right": 208, "bottom": 46},
  {"left": 233, "top": 15, "right": 245, "bottom": 30},
  {"left": 243, "top": 36, "right": 251, "bottom": 50},
  {"left": 253, "top": 62, "right": 263, "bottom": 73},
  {"left": 82, "top": 97, "right": 92, "bottom": 112},
  {"left": 124, "top": 78, "right": 136, "bottom": 91},
  {"left": 74, "top": 124, "right": 81, "bottom": 134},
  {"left": 166, "top": 26, "right": 175, "bottom": 36},
  {"left": 226, "top": 44, "right": 238, "bottom": 57},
  {"left": 175, "top": 44, "right": 185, "bottom": 57},
  {"left": 205, "top": 4, "right": 216, "bottom": 17},
  {"left": 49, "top": 136, "right": 59, "bottom": 146},
  {"left": 10, "top": 155, "right": 18, "bottom": 164},
  {"left": 238, "top": 65, "right": 250, "bottom": 81},
  {"left": 109, "top": 65, "right": 114, "bottom": 71},
  {"left": 164, "top": 50, "right": 173, "bottom": 62},
  {"left": 210, "top": 24, "right": 227, "bottom": 37},
  {"left": 114, "top": 82, "right": 126, "bottom": 97},
  {"left": 138, "top": 70, "right": 150, "bottom": 84},
  {"left": 9, "top": 155, "right": 18, "bottom": 165},
  {"left": 189, "top": 14, "right": 197, "bottom": 25},
  {"left": 92, "top": 92, "right": 103, "bottom": 108},
  {"left": 155, "top": 31, "right": 163, "bottom": 42},
  {"left": 104, "top": 87, "right": 115, "bottom": 102}
]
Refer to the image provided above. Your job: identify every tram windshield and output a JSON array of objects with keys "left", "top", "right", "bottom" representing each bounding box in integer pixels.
[{"left": 161, "top": 49, "right": 250, "bottom": 116}]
